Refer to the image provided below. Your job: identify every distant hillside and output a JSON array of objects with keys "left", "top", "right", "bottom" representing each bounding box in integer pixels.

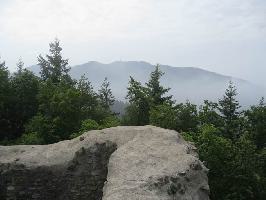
[{"left": 29, "top": 61, "right": 265, "bottom": 107}]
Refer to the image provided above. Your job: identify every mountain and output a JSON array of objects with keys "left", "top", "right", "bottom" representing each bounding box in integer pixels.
[{"left": 29, "top": 61, "right": 265, "bottom": 107}]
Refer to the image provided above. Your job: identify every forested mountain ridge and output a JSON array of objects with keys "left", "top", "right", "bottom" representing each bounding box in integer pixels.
[{"left": 29, "top": 61, "right": 265, "bottom": 106}]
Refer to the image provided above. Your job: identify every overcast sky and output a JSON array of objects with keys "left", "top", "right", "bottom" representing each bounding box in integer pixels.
[{"left": 0, "top": 0, "right": 265, "bottom": 86}]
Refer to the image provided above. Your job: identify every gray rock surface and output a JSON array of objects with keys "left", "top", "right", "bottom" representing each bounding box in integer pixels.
[{"left": 0, "top": 126, "right": 209, "bottom": 200}]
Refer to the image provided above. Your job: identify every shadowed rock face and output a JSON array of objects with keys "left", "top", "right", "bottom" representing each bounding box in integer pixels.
[
  {"left": 0, "top": 142, "right": 117, "bottom": 200},
  {"left": 0, "top": 126, "right": 210, "bottom": 200}
]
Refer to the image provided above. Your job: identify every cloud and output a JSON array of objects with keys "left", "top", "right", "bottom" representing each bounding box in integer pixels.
[
  {"left": 1, "top": 0, "right": 265, "bottom": 43},
  {"left": 0, "top": 0, "right": 149, "bottom": 41},
  {"left": 0, "top": 0, "right": 265, "bottom": 87}
]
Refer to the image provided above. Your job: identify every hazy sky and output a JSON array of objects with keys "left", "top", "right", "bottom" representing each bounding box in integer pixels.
[{"left": 0, "top": 0, "right": 266, "bottom": 86}]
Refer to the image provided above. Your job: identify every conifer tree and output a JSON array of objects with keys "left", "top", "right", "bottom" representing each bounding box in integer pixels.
[
  {"left": 124, "top": 76, "right": 150, "bottom": 125},
  {"left": 78, "top": 75, "right": 95, "bottom": 96},
  {"left": 218, "top": 81, "right": 241, "bottom": 140},
  {"left": 124, "top": 65, "right": 173, "bottom": 125},
  {"left": 0, "top": 58, "right": 11, "bottom": 140},
  {"left": 146, "top": 64, "right": 173, "bottom": 106},
  {"left": 98, "top": 77, "right": 115, "bottom": 110},
  {"left": 245, "top": 97, "right": 266, "bottom": 149},
  {"left": 198, "top": 100, "right": 223, "bottom": 127},
  {"left": 0, "top": 58, "right": 9, "bottom": 95},
  {"left": 16, "top": 58, "right": 24, "bottom": 74},
  {"left": 38, "top": 38, "right": 71, "bottom": 83},
  {"left": 77, "top": 75, "right": 100, "bottom": 119},
  {"left": 10, "top": 61, "right": 40, "bottom": 137}
]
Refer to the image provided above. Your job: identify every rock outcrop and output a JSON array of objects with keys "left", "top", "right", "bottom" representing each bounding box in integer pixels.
[{"left": 0, "top": 126, "right": 209, "bottom": 200}]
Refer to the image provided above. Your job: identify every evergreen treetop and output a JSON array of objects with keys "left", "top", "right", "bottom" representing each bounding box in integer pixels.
[
  {"left": 218, "top": 81, "right": 241, "bottom": 139},
  {"left": 98, "top": 77, "right": 115, "bottom": 110},
  {"left": 38, "top": 38, "right": 71, "bottom": 83},
  {"left": 146, "top": 64, "right": 173, "bottom": 106}
]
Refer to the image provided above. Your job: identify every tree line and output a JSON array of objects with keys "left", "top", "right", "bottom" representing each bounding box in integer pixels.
[
  {"left": 0, "top": 39, "right": 118, "bottom": 145},
  {"left": 122, "top": 63, "right": 266, "bottom": 200},
  {"left": 0, "top": 39, "right": 265, "bottom": 199}
]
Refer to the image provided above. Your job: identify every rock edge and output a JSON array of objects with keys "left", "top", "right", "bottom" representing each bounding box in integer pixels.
[{"left": 0, "top": 126, "right": 209, "bottom": 200}]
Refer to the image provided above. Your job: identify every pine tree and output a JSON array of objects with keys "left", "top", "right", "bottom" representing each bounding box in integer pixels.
[
  {"left": 124, "top": 65, "right": 173, "bottom": 126},
  {"left": 77, "top": 75, "right": 99, "bottom": 119},
  {"left": 38, "top": 38, "right": 71, "bottom": 83},
  {"left": 78, "top": 75, "right": 94, "bottom": 96},
  {"left": 10, "top": 65, "right": 40, "bottom": 138},
  {"left": 0, "top": 58, "right": 8, "bottom": 89},
  {"left": 245, "top": 97, "right": 266, "bottom": 149},
  {"left": 218, "top": 81, "right": 241, "bottom": 140},
  {"left": 16, "top": 58, "right": 24, "bottom": 74},
  {"left": 146, "top": 64, "right": 173, "bottom": 106},
  {"left": 175, "top": 101, "right": 198, "bottom": 132},
  {"left": 98, "top": 77, "right": 115, "bottom": 110},
  {"left": 124, "top": 76, "right": 150, "bottom": 125},
  {"left": 0, "top": 58, "right": 11, "bottom": 140},
  {"left": 198, "top": 100, "right": 223, "bottom": 127}
]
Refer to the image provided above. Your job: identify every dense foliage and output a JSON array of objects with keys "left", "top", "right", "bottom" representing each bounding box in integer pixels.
[
  {"left": 122, "top": 65, "right": 266, "bottom": 200},
  {"left": 0, "top": 39, "right": 118, "bottom": 144},
  {"left": 0, "top": 40, "right": 265, "bottom": 199}
]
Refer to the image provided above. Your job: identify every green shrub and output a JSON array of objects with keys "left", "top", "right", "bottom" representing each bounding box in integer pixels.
[
  {"left": 181, "top": 132, "right": 196, "bottom": 142},
  {"left": 18, "top": 132, "right": 45, "bottom": 145},
  {"left": 25, "top": 114, "right": 59, "bottom": 144},
  {"left": 80, "top": 119, "right": 99, "bottom": 132},
  {"left": 149, "top": 104, "right": 177, "bottom": 130},
  {"left": 0, "top": 138, "right": 16, "bottom": 145},
  {"left": 99, "top": 116, "right": 120, "bottom": 129},
  {"left": 69, "top": 132, "right": 82, "bottom": 139}
]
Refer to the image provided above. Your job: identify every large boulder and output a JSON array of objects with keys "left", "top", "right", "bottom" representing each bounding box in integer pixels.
[{"left": 0, "top": 126, "right": 209, "bottom": 200}]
